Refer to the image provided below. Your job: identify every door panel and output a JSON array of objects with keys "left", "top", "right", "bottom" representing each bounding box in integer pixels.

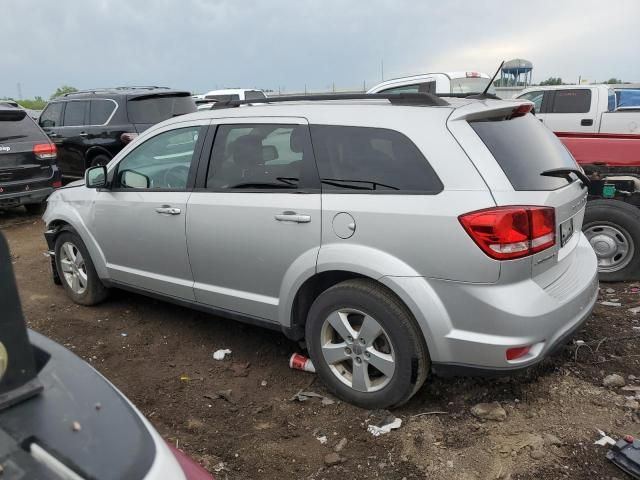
[
  {"left": 58, "top": 100, "right": 91, "bottom": 176},
  {"left": 187, "top": 119, "right": 321, "bottom": 321},
  {"left": 543, "top": 89, "right": 597, "bottom": 133}
]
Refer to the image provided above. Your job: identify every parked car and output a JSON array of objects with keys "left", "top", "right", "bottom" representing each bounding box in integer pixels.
[
  {"left": 195, "top": 89, "right": 267, "bottom": 110},
  {"left": 0, "top": 233, "right": 213, "bottom": 480},
  {"left": 516, "top": 84, "right": 640, "bottom": 134},
  {"left": 367, "top": 71, "right": 496, "bottom": 96},
  {"left": 0, "top": 105, "right": 61, "bottom": 213},
  {"left": 555, "top": 131, "right": 640, "bottom": 280},
  {"left": 38, "top": 86, "right": 197, "bottom": 177},
  {"left": 43, "top": 93, "right": 598, "bottom": 409}
]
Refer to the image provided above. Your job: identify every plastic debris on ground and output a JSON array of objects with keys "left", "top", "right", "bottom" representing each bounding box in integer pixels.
[
  {"left": 606, "top": 435, "right": 640, "bottom": 479},
  {"left": 628, "top": 307, "right": 640, "bottom": 314},
  {"left": 289, "top": 353, "right": 316, "bottom": 373},
  {"left": 601, "top": 301, "right": 622, "bottom": 307},
  {"left": 595, "top": 430, "right": 616, "bottom": 446},
  {"left": 291, "top": 390, "right": 335, "bottom": 406},
  {"left": 213, "top": 349, "right": 232, "bottom": 360},
  {"left": 316, "top": 435, "right": 328, "bottom": 444},
  {"left": 367, "top": 415, "right": 402, "bottom": 437}
]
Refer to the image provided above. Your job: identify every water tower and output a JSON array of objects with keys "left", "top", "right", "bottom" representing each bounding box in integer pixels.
[{"left": 500, "top": 59, "right": 533, "bottom": 87}]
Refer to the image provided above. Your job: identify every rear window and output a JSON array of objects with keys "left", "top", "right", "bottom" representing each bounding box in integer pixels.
[
  {"left": 470, "top": 114, "right": 578, "bottom": 191},
  {"left": 127, "top": 94, "right": 196, "bottom": 124},
  {"left": 245, "top": 90, "right": 266, "bottom": 100},
  {"left": 204, "top": 94, "right": 240, "bottom": 102},
  {"left": 450, "top": 77, "right": 496, "bottom": 95},
  {"left": 0, "top": 110, "right": 47, "bottom": 143},
  {"left": 63, "top": 100, "right": 89, "bottom": 126},
  {"left": 550, "top": 89, "right": 591, "bottom": 113},
  {"left": 311, "top": 125, "right": 443, "bottom": 193}
]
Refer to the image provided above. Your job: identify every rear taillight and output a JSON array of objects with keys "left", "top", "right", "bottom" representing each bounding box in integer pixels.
[
  {"left": 466, "top": 71, "right": 481, "bottom": 78},
  {"left": 120, "top": 132, "right": 138, "bottom": 144},
  {"left": 506, "top": 345, "right": 531, "bottom": 361},
  {"left": 459, "top": 206, "right": 555, "bottom": 260},
  {"left": 52, "top": 180, "right": 62, "bottom": 188},
  {"left": 33, "top": 143, "right": 56, "bottom": 160}
]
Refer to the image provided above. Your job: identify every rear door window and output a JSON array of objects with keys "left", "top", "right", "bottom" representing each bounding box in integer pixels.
[
  {"left": 207, "top": 124, "right": 314, "bottom": 191},
  {"left": 550, "top": 89, "right": 591, "bottom": 113},
  {"left": 381, "top": 82, "right": 436, "bottom": 94},
  {"left": 518, "top": 91, "right": 544, "bottom": 112},
  {"left": 63, "top": 101, "right": 89, "bottom": 126},
  {"left": 310, "top": 125, "right": 443, "bottom": 193},
  {"left": 127, "top": 94, "right": 196, "bottom": 124},
  {"left": 39, "top": 102, "right": 64, "bottom": 128},
  {"left": 244, "top": 91, "right": 266, "bottom": 100},
  {"left": 90, "top": 100, "right": 116, "bottom": 125},
  {"left": 470, "top": 114, "right": 578, "bottom": 191}
]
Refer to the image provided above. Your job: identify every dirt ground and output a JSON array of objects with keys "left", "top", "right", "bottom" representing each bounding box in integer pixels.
[{"left": 2, "top": 208, "right": 639, "bottom": 480}]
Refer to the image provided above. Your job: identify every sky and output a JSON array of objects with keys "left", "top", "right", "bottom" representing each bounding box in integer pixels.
[{"left": 3, "top": 0, "right": 639, "bottom": 99}]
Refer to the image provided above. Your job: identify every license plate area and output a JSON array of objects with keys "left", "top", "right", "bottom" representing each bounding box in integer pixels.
[{"left": 560, "top": 217, "right": 574, "bottom": 247}]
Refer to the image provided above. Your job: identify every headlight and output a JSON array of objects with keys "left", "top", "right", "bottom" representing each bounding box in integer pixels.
[{"left": 0, "top": 341, "right": 7, "bottom": 381}]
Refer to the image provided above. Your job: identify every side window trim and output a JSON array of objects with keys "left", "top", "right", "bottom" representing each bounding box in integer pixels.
[
  {"left": 108, "top": 124, "right": 208, "bottom": 192},
  {"left": 200, "top": 121, "right": 320, "bottom": 193}
]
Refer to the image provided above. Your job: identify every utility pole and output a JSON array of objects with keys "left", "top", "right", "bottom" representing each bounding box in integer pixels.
[
  {"left": 381, "top": 59, "right": 384, "bottom": 81},
  {"left": 16, "top": 82, "right": 23, "bottom": 100}
]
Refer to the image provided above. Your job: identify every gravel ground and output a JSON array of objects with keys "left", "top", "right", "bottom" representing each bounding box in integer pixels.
[{"left": 2, "top": 208, "right": 638, "bottom": 479}]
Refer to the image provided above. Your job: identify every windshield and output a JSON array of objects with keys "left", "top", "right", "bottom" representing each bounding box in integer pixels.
[
  {"left": 450, "top": 77, "right": 496, "bottom": 95},
  {"left": 127, "top": 94, "right": 196, "bottom": 124}
]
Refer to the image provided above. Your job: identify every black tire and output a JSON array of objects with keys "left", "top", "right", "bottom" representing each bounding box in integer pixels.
[
  {"left": 305, "top": 278, "right": 429, "bottom": 409},
  {"left": 24, "top": 202, "right": 46, "bottom": 215},
  {"left": 584, "top": 199, "right": 640, "bottom": 282},
  {"left": 54, "top": 231, "right": 108, "bottom": 305},
  {"left": 90, "top": 154, "right": 111, "bottom": 168}
]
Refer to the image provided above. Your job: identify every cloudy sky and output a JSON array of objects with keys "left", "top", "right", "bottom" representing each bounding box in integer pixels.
[{"left": 3, "top": 0, "right": 639, "bottom": 99}]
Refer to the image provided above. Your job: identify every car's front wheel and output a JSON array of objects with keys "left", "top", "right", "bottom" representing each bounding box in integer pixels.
[
  {"left": 306, "top": 279, "right": 429, "bottom": 409},
  {"left": 54, "top": 231, "right": 108, "bottom": 305}
]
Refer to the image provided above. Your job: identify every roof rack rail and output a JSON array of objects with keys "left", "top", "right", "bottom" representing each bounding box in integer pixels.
[
  {"left": 208, "top": 93, "right": 449, "bottom": 109},
  {"left": 63, "top": 86, "right": 170, "bottom": 96}
]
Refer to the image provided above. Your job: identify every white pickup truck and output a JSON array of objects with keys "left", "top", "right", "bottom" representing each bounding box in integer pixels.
[
  {"left": 367, "top": 71, "right": 496, "bottom": 96},
  {"left": 516, "top": 84, "right": 640, "bottom": 134}
]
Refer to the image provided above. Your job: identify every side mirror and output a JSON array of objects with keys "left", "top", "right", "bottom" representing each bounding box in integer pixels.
[
  {"left": 85, "top": 165, "right": 107, "bottom": 189},
  {"left": 120, "top": 169, "right": 150, "bottom": 189}
]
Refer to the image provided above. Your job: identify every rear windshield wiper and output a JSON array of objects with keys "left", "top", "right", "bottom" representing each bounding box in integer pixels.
[
  {"left": 321, "top": 178, "right": 399, "bottom": 191},
  {"left": 541, "top": 168, "right": 590, "bottom": 189}
]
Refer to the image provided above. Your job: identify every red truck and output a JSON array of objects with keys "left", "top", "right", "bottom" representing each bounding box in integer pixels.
[{"left": 558, "top": 131, "right": 640, "bottom": 281}]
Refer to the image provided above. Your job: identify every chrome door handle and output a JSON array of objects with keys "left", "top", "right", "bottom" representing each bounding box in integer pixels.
[
  {"left": 155, "top": 206, "right": 181, "bottom": 215},
  {"left": 275, "top": 213, "right": 311, "bottom": 223},
  {"left": 79, "top": 132, "right": 89, "bottom": 137}
]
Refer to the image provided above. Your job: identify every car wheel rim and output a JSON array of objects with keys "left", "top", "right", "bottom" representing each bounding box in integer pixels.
[
  {"left": 59, "top": 241, "right": 88, "bottom": 294},
  {"left": 320, "top": 308, "right": 395, "bottom": 393},
  {"left": 584, "top": 223, "right": 635, "bottom": 272}
]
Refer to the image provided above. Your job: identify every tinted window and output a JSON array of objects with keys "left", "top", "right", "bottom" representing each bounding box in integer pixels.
[
  {"left": 90, "top": 100, "right": 116, "bottom": 125},
  {"left": 616, "top": 89, "right": 640, "bottom": 109},
  {"left": 207, "top": 124, "right": 312, "bottom": 190},
  {"left": 518, "top": 91, "right": 544, "bottom": 112},
  {"left": 63, "top": 101, "right": 89, "bottom": 126},
  {"left": 115, "top": 126, "right": 202, "bottom": 190},
  {"left": 244, "top": 90, "right": 266, "bottom": 100},
  {"left": 0, "top": 110, "right": 47, "bottom": 143},
  {"left": 382, "top": 82, "right": 436, "bottom": 94},
  {"left": 204, "top": 94, "right": 240, "bottom": 102},
  {"left": 39, "top": 102, "right": 64, "bottom": 128},
  {"left": 550, "top": 89, "right": 591, "bottom": 113},
  {"left": 127, "top": 94, "right": 196, "bottom": 124},
  {"left": 311, "top": 125, "right": 442, "bottom": 193},
  {"left": 470, "top": 114, "right": 578, "bottom": 191}
]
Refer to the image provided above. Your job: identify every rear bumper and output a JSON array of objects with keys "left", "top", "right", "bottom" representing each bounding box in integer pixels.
[
  {"left": 0, "top": 187, "right": 53, "bottom": 206},
  {"left": 0, "top": 166, "right": 61, "bottom": 207},
  {"left": 394, "top": 233, "right": 599, "bottom": 372}
]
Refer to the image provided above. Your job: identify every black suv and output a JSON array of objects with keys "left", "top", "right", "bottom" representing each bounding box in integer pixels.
[
  {"left": 38, "top": 86, "right": 197, "bottom": 177},
  {"left": 0, "top": 106, "right": 61, "bottom": 213}
]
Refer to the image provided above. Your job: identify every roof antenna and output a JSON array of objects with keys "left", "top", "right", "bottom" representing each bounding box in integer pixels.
[{"left": 467, "top": 61, "right": 504, "bottom": 100}]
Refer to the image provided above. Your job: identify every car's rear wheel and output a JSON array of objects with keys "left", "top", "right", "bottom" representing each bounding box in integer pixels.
[
  {"left": 306, "top": 279, "right": 429, "bottom": 409},
  {"left": 90, "top": 154, "right": 111, "bottom": 168},
  {"left": 54, "top": 231, "right": 108, "bottom": 305},
  {"left": 584, "top": 199, "right": 640, "bottom": 282}
]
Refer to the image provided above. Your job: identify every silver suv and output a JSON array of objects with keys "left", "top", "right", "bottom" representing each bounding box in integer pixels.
[{"left": 43, "top": 93, "right": 599, "bottom": 409}]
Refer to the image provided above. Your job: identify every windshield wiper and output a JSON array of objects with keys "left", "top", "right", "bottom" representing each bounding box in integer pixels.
[
  {"left": 321, "top": 178, "right": 399, "bottom": 191},
  {"left": 541, "top": 168, "right": 590, "bottom": 189}
]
